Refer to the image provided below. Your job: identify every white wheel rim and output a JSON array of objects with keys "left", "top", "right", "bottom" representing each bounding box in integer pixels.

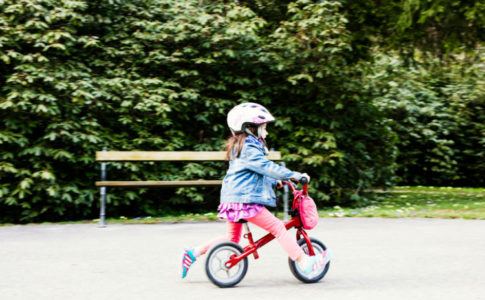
[{"left": 208, "top": 246, "right": 245, "bottom": 285}]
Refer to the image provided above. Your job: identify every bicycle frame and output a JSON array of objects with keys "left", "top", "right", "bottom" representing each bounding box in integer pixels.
[{"left": 224, "top": 181, "right": 316, "bottom": 269}]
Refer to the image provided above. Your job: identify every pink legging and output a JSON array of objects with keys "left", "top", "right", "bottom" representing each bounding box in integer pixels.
[{"left": 195, "top": 208, "right": 304, "bottom": 261}]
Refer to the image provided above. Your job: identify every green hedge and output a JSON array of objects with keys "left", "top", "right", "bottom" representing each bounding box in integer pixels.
[
  {"left": 369, "top": 55, "right": 484, "bottom": 187},
  {"left": 0, "top": 0, "right": 482, "bottom": 223}
]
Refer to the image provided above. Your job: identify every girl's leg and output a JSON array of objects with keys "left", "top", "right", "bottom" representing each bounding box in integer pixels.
[
  {"left": 246, "top": 208, "right": 304, "bottom": 261},
  {"left": 246, "top": 208, "right": 331, "bottom": 274},
  {"left": 182, "top": 221, "right": 243, "bottom": 278},
  {"left": 195, "top": 221, "right": 243, "bottom": 256}
]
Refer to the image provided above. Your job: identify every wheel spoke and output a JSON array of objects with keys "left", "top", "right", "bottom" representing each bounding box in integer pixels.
[{"left": 206, "top": 244, "right": 247, "bottom": 287}]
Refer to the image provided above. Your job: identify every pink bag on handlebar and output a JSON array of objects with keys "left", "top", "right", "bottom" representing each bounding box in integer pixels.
[{"left": 295, "top": 190, "right": 319, "bottom": 230}]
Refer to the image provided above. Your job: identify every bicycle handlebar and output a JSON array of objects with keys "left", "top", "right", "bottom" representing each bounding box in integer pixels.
[{"left": 283, "top": 178, "right": 308, "bottom": 195}]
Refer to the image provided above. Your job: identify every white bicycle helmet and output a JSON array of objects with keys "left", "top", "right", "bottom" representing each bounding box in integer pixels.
[{"left": 227, "top": 102, "right": 275, "bottom": 136}]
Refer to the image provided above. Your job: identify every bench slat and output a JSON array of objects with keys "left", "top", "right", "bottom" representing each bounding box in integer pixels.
[
  {"left": 95, "top": 151, "right": 281, "bottom": 161},
  {"left": 96, "top": 180, "right": 223, "bottom": 187}
]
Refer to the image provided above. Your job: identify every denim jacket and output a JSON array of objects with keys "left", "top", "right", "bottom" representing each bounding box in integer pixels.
[{"left": 220, "top": 135, "right": 304, "bottom": 207}]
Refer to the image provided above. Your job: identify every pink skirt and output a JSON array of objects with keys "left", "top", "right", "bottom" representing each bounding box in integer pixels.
[{"left": 217, "top": 202, "right": 264, "bottom": 222}]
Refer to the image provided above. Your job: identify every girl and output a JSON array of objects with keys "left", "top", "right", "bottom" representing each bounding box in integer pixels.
[{"left": 181, "top": 102, "right": 330, "bottom": 279}]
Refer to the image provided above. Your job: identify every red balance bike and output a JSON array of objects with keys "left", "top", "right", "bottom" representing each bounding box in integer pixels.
[{"left": 205, "top": 178, "right": 330, "bottom": 288}]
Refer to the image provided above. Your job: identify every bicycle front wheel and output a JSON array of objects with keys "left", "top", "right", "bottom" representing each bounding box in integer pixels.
[
  {"left": 288, "top": 238, "right": 330, "bottom": 283},
  {"left": 205, "top": 242, "right": 248, "bottom": 288}
]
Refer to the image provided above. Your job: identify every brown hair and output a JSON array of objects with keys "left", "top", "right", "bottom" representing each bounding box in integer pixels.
[{"left": 225, "top": 127, "right": 257, "bottom": 160}]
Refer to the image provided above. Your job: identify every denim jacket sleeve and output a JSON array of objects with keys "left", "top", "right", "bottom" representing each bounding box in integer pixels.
[{"left": 240, "top": 142, "right": 304, "bottom": 181}]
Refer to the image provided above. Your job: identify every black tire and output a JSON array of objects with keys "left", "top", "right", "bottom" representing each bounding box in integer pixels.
[
  {"left": 288, "top": 238, "right": 330, "bottom": 283},
  {"left": 205, "top": 242, "right": 248, "bottom": 288}
]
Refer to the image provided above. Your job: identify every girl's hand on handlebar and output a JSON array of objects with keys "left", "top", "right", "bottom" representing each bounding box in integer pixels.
[
  {"left": 300, "top": 173, "right": 310, "bottom": 184},
  {"left": 276, "top": 180, "right": 283, "bottom": 189},
  {"left": 290, "top": 173, "right": 310, "bottom": 184}
]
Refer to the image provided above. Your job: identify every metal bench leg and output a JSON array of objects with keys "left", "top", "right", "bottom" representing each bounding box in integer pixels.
[{"left": 99, "top": 161, "right": 107, "bottom": 228}]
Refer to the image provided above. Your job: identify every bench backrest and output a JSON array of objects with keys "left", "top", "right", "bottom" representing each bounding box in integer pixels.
[{"left": 95, "top": 151, "right": 282, "bottom": 161}]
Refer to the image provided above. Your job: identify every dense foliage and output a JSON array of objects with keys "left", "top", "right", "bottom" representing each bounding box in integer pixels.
[
  {"left": 369, "top": 55, "right": 484, "bottom": 186},
  {"left": 0, "top": 0, "right": 482, "bottom": 223},
  {"left": 241, "top": 0, "right": 484, "bottom": 59}
]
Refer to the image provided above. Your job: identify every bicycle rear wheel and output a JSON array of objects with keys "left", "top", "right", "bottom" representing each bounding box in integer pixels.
[
  {"left": 288, "top": 238, "right": 330, "bottom": 283},
  {"left": 205, "top": 242, "right": 248, "bottom": 288}
]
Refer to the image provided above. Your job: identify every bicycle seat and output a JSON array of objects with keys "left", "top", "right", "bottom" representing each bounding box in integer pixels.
[{"left": 237, "top": 219, "right": 248, "bottom": 224}]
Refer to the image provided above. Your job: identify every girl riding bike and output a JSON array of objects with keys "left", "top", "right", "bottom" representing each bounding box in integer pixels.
[{"left": 181, "top": 103, "right": 331, "bottom": 281}]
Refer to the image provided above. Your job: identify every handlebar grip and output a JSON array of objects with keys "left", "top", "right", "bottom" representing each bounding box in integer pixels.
[{"left": 300, "top": 176, "right": 308, "bottom": 185}]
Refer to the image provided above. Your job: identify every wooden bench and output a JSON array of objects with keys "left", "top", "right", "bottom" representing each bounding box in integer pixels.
[{"left": 95, "top": 151, "right": 288, "bottom": 226}]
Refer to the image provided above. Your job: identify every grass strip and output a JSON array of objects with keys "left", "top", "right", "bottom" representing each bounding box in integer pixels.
[{"left": 320, "top": 186, "right": 485, "bottom": 220}]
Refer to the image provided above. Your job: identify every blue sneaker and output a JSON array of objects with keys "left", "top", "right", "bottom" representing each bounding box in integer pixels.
[
  {"left": 181, "top": 249, "right": 197, "bottom": 279},
  {"left": 300, "top": 250, "right": 331, "bottom": 275}
]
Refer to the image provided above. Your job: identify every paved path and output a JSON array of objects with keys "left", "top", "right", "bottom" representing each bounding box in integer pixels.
[{"left": 1, "top": 218, "right": 484, "bottom": 300}]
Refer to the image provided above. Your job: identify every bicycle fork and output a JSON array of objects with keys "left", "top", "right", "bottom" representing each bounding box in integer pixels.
[{"left": 243, "top": 223, "right": 260, "bottom": 259}]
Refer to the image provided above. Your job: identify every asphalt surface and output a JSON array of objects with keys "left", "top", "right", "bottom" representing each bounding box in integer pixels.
[{"left": 1, "top": 218, "right": 484, "bottom": 300}]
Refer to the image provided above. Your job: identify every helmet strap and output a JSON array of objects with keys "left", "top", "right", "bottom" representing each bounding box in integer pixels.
[
  {"left": 245, "top": 126, "right": 268, "bottom": 145},
  {"left": 244, "top": 127, "right": 258, "bottom": 138},
  {"left": 257, "top": 126, "right": 266, "bottom": 139}
]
